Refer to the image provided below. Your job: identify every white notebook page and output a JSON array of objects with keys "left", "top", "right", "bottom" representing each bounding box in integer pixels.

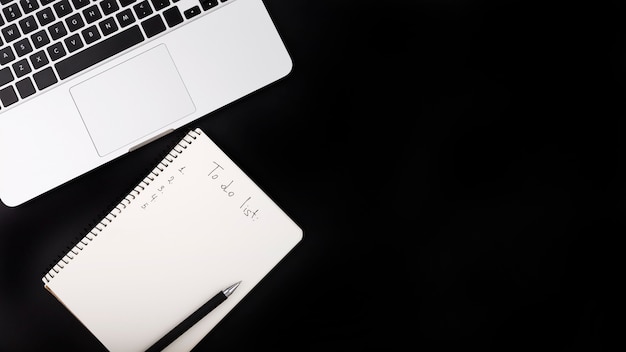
[{"left": 42, "top": 128, "right": 302, "bottom": 352}]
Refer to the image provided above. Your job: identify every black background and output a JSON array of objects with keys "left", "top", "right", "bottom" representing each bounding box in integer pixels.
[{"left": 1, "top": 0, "right": 625, "bottom": 351}]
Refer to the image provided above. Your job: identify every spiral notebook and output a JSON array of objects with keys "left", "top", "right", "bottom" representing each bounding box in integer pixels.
[{"left": 41, "top": 128, "right": 303, "bottom": 352}]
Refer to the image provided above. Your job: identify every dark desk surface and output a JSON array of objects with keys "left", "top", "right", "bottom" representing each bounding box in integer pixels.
[{"left": 1, "top": 1, "right": 624, "bottom": 351}]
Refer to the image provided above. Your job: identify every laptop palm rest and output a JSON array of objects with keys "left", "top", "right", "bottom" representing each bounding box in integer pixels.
[{"left": 70, "top": 44, "right": 196, "bottom": 157}]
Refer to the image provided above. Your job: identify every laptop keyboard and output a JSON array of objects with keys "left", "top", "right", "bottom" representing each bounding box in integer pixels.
[{"left": 0, "top": 0, "right": 228, "bottom": 111}]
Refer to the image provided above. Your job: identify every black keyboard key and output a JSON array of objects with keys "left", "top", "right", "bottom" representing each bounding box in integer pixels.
[
  {"left": 133, "top": 1, "right": 152, "bottom": 19},
  {"left": 15, "top": 77, "right": 35, "bottom": 98},
  {"left": 141, "top": 14, "right": 165, "bottom": 38},
  {"left": 36, "top": 7, "right": 55, "bottom": 26},
  {"left": 48, "top": 21, "right": 67, "bottom": 40},
  {"left": 0, "top": 0, "right": 13, "bottom": 5},
  {"left": 3, "top": 3, "right": 22, "bottom": 22},
  {"left": 33, "top": 66, "right": 57, "bottom": 89},
  {"left": 18, "top": 15, "right": 38, "bottom": 35},
  {"left": 162, "top": 6, "right": 182, "bottom": 28},
  {"left": 20, "top": 0, "right": 39, "bottom": 14},
  {"left": 1, "top": 24, "right": 20, "bottom": 43},
  {"left": 81, "top": 25, "right": 101, "bottom": 44},
  {"left": 100, "top": 0, "right": 119, "bottom": 16},
  {"left": 29, "top": 50, "right": 48, "bottom": 69},
  {"left": 0, "top": 67, "right": 14, "bottom": 86},
  {"left": 99, "top": 17, "right": 118, "bottom": 36},
  {"left": 0, "top": 86, "right": 18, "bottom": 107},
  {"left": 71, "top": 0, "right": 89, "bottom": 10},
  {"left": 183, "top": 6, "right": 200, "bottom": 19},
  {"left": 31, "top": 29, "right": 50, "bottom": 48},
  {"left": 13, "top": 38, "right": 32, "bottom": 57},
  {"left": 82, "top": 5, "right": 102, "bottom": 24},
  {"left": 66, "top": 13, "right": 84, "bottom": 32},
  {"left": 119, "top": 0, "right": 136, "bottom": 6},
  {"left": 40, "top": 0, "right": 56, "bottom": 6},
  {"left": 12, "top": 58, "right": 31, "bottom": 77},
  {"left": 55, "top": 25, "right": 144, "bottom": 80},
  {"left": 0, "top": 47, "right": 15, "bottom": 65},
  {"left": 53, "top": 0, "right": 72, "bottom": 18},
  {"left": 150, "top": 0, "right": 169, "bottom": 11},
  {"left": 200, "top": 0, "right": 217, "bottom": 10},
  {"left": 64, "top": 33, "right": 83, "bottom": 52},
  {"left": 47, "top": 42, "right": 66, "bottom": 60},
  {"left": 116, "top": 8, "right": 135, "bottom": 27}
]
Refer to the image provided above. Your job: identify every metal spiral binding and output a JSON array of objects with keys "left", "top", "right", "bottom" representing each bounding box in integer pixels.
[{"left": 42, "top": 129, "right": 202, "bottom": 284}]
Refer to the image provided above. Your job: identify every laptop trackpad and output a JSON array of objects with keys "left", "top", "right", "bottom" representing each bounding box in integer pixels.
[{"left": 70, "top": 44, "right": 196, "bottom": 156}]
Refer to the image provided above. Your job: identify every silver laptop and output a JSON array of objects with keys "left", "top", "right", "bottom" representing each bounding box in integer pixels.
[{"left": 0, "top": 0, "right": 291, "bottom": 207}]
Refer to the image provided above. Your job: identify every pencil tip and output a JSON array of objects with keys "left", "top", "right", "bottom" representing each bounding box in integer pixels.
[{"left": 223, "top": 281, "right": 241, "bottom": 297}]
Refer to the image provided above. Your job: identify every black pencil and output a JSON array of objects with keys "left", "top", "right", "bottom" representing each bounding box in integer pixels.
[{"left": 145, "top": 281, "right": 241, "bottom": 352}]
